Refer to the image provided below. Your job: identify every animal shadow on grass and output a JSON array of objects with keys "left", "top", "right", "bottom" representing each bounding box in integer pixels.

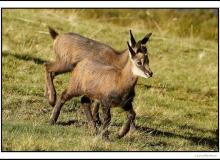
[
  {"left": 56, "top": 119, "right": 86, "bottom": 128},
  {"left": 2, "top": 51, "right": 47, "bottom": 65},
  {"left": 58, "top": 119, "right": 217, "bottom": 149},
  {"left": 55, "top": 110, "right": 217, "bottom": 149},
  {"left": 137, "top": 84, "right": 218, "bottom": 149},
  {"left": 135, "top": 125, "right": 218, "bottom": 149}
]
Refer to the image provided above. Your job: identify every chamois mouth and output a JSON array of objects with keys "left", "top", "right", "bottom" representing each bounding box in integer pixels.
[{"left": 144, "top": 71, "right": 153, "bottom": 78}]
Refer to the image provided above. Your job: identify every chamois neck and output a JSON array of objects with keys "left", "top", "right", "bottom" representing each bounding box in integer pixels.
[
  {"left": 118, "top": 49, "right": 129, "bottom": 66},
  {"left": 120, "top": 50, "right": 138, "bottom": 88}
]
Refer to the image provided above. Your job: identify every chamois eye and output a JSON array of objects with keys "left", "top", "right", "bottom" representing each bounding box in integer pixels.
[{"left": 137, "top": 61, "right": 142, "bottom": 66}]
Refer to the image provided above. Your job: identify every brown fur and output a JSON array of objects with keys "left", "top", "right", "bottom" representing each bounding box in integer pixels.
[
  {"left": 68, "top": 55, "right": 135, "bottom": 101},
  {"left": 46, "top": 28, "right": 153, "bottom": 139},
  {"left": 45, "top": 28, "right": 128, "bottom": 106},
  {"left": 49, "top": 36, "right": 153, "bottom": 139},
  {"left": 50, "top": 50, "right": 137, "bottom": 139}
]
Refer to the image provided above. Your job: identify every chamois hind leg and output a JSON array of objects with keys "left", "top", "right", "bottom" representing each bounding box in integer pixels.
[
  {"left": 45, "top": 66, "right": 55, "bottom": 106},
  {"left": 101, "top": 102, "right": 111, "bottom": 140},
  {"left": 118, "top": 102, "right": 136, "bottom": 138},
  {"left": 44, "top": 60, "right": 74, "bottom": 106},
  {"left": 81, "top": 96, "right": 97, "bottom": 135},
  {"left": 91, "top": 101, "right": 102, "bottom": 126},
  {"left": 49, "top": 89, "right": 77, "bottom": 124}
]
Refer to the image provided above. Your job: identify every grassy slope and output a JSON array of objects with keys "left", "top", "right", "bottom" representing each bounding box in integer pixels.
[{"left": 2, "top": 9, "right": 218, "bottom": 151}]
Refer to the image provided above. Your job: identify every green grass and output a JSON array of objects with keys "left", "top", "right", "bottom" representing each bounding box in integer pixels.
[{"left": 2, "top": 9, "right": 218, "bottom": 151}]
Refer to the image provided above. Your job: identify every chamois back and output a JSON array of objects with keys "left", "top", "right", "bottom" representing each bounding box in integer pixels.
[{"left": 53, "top": 33, "right": 123, "bottom": 66}]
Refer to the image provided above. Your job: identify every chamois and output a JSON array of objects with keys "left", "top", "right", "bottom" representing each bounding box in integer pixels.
[
  {"left": 45, "top": 27, "right": 152, "bottom": 125},
  {"left": 45, "top": 27, "right": 128, "bottom": 107},
  {"left": 49, "top": 32, "right": 153, "bottom": 139}
]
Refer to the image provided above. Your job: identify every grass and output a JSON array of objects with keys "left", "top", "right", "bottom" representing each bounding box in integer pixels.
[{"left": 1, "top": 9, "right": 218, "bottom": 151}]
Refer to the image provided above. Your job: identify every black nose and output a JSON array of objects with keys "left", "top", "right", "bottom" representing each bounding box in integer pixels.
[{"left": 149, "top": 72, "right": 153, "bottom": 77}]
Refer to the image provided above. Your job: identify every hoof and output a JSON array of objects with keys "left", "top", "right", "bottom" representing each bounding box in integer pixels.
[
  {"left": 95, "top": 120, "right": 102, "bottom": 126},
  {"left": 45, "top": 89, "right": 56, "bottom": 107},
  {"left": 49, "top": 100, "right": 56, "bottom": 107},
  {"left": 102, "top": 135, "right": 110, "bottom": 141},
  {"left": 117, "top": 130, "right": 128, "bottom": 139},
  {"left": 48, "top": 93, "right": 56, "bottom": 107},
  {"left": 49, "top": 118, "right": 56, "bottom": 125},
  {"left": 130, "top": 124, "right": 137, "bottom": 132},
  {"left": 102, "top": 131, "right": 110, "bottom": 141},
  {"left": 117, "top": 134, "right": 123, "bottom": 139}
]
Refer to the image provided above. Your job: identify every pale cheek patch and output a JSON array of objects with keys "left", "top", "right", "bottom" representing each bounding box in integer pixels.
[{"left": 131, "top": 60, "right": 149, "bottom": 79}]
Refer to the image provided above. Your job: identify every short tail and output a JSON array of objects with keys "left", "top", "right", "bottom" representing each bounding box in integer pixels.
[{"left": 48, "top": 26, "right": 58, "bottom": 39}]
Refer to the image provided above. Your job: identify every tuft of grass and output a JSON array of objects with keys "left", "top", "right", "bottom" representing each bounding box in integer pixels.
[{"left": 2, "top": 9, "right": 218, "bottom": 151}]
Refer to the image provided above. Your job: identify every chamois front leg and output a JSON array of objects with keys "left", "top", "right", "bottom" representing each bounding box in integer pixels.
[
  {"left": 50, "top": 89, "right": 75, "bottom": 124},
  {"left": 101, "top": 103, "right": 111, "bottom": 140},
  {"left": 118, "top": 102, "right": 136, "bottom": 138},
  {"left": 81, "top": 96, "right": 97, "bottom": 135}
]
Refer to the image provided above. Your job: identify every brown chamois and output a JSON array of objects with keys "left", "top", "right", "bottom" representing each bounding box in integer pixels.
[
  {"left": 49, "top": 32, "right": 153, "bottom": 139},
  {"left": 45, "top": 27, "right": 152, "bottom": 125},
  {"left": 45, "top": 27, "right": 128, "bottom": 106}
]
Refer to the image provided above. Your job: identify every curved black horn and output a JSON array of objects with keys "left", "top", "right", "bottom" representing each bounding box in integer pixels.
[
  {"left": 130, "top": 30, "right": 136, "bottom": 47},
  {"left": 141, "top": 33, "right": 152, "bottom": 44},
  {"left": 127, "top": 41, "right": 136, "bottom": 57}
]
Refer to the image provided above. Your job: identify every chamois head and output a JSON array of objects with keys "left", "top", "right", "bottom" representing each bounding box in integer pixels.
[{"left": 127, "top": 30, "right": 153, "bottom": 78}]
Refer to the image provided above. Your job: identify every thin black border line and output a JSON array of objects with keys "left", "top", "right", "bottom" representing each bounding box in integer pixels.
[
  {"left": 216, "top": 6, "right": 219, "bottom": 154},
  {"left": 1, "top": 8, "right": 219, "bottom": 153},
  {"left": 1, "top": 0, "right": 220, "bottom": 1},
  {"left": 1, "top": 7, "right": 2, "bottom": 153},
  {"left": 1, "top": 7, "right": 220, "bottom": 9}
]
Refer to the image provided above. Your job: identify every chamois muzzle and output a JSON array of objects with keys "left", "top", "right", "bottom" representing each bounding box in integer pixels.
[{"left": 144, "top": 69, "right": 153, "bottom": 78}]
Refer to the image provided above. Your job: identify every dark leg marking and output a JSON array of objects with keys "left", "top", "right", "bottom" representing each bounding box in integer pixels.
[
  {"left": 81, "top": 96, "right": 97, "bottom": 135},
  {"left": 118, "top": 102, "right": 136, "bottom": 138}
]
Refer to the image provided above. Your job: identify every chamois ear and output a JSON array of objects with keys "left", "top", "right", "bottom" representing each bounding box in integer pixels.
[
  {"left": 141, "top": 33, "right": 152, "bottom": 44},
  {"left": 130, "top": 30, "right": 136, "bottom": 47},
  {"left": 127, "top": 41, "right": 136, "bottom": 57}
]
